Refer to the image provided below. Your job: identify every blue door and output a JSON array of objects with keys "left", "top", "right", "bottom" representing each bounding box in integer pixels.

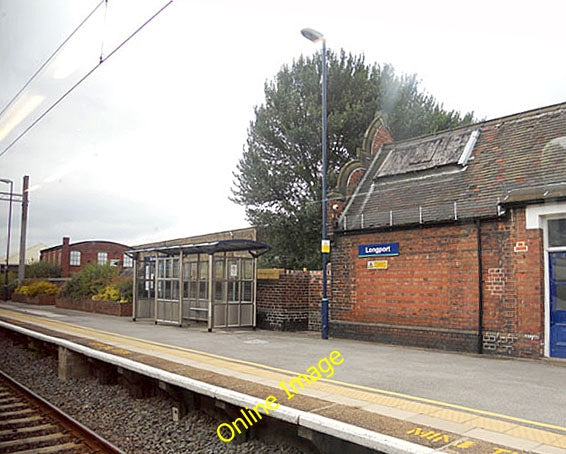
[{"left": 549, "top": 252, "right": 566, "bottom": 358}]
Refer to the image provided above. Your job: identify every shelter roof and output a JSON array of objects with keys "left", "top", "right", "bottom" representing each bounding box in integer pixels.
[{"left": 127, "top": 239, "right": 271, "bottom": 258}]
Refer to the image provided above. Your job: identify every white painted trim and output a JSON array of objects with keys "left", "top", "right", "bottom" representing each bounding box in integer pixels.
[
  {"left": 458, "top": 129, "right": 480, "bottom": 166},
  {"left": 532, "top": 210, "right": 566, "bottom": 357},
  {"left": 543, "top": 218, "right": 551, "bottom": 357},
  {"left": 525, "top": 202, "right": 566, "bottom": 229},
  {"left": 0, "top": 320, "right": 436, "bottom": 454}
]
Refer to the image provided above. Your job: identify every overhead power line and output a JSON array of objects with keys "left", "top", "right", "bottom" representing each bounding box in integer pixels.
[
  {"left": 0, "top": 0, "right": 105, "bottom": 119},
  {"left": 0, "top": 0, "right": 173, "bottom": 159}
]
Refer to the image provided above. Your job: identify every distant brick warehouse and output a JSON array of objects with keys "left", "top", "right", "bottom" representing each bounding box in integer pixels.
[
  {"left": 329, "top": 102, "right": 566, "bottom": 359},
  {"left": 40, "top": 237, "right": 131, "bottom": 277}
]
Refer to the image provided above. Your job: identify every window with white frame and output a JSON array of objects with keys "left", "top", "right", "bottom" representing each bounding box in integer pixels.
[
  {"left": 98, "top": 252, "right": 108, "bottom": 265},
  {"left": 548, "top": 218, "right": 566, "bottom": 247},
  {"left": 70, "top": 250, "right": 81, "bottom": 266},
  {"left": 123, "top": 253, "right": 133, "bottom": 268}
]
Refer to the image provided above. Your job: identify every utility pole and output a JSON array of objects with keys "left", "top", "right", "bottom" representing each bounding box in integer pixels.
[
  {"left": 1, "top": 179, "right": 13, "bottom": 301},
  {"left": 18, "top": 176, "right": 29, "bottom": 283}
]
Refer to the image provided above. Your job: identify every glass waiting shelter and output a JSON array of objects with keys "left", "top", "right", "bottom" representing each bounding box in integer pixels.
[{"left": 127, "top": 239, "right": 270, "bottom": 330}]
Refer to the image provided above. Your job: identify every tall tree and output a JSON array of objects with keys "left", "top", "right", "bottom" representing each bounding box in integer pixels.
[{"left": 232, "top": 50, "right": 474, "bottom": 269}]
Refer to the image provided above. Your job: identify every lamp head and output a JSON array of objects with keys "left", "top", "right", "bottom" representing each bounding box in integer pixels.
[{"left": 301, "top": 28, "right": 324, "bottom": 43}]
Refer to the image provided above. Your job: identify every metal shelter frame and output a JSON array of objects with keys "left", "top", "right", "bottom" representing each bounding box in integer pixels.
[{"left": 127, "top": 239, "right": 270, "bottom": 331}]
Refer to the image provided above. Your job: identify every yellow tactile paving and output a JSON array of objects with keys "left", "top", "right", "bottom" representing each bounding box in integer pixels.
[
  {"left": 466, "top": 416, "right": 519, "bottom": 433},
  {"left": 428, "top": 408, "right": 478, "bottom": 424},
  {"left": 505, "top": 426, "right": 562, "bottom": 444},
  {"left": 325, "top": 387, "right": 374, "bottom": 402},
  {"left": 394, "top": 400, "right": 445, "bottom": 415},
  {"left": 552, "top": 435, "right": 566, "bottom": 449},
  {"left": 1, "top": 307, "right": 566, "bottom": 452},
  {"left": 359, "top": 393, "right": 407, "bottom": 408}
]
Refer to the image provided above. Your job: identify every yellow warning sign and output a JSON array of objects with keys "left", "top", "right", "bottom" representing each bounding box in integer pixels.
[{"left": 367, "top": 260, "right": 388, "bottom": 270}]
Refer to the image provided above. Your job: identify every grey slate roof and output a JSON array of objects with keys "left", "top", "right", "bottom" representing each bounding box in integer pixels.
[{"left": 340, "top": 102, "right": 566, "bottom": 231}]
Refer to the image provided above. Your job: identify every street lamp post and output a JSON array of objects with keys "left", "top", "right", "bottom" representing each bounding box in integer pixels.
[
  {"left": 301, "top": 28, "right": 329, "bottom": 339},
  {"left": 1, "top": 178, "right": 13, "bottom": 301}
]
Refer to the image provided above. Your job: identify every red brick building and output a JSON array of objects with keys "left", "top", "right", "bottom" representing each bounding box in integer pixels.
[
  {"left": 330, "top": 102, "right": 566, "bottom": 359},
  {"left": 40, "top": 237, "right": 131, "bottom": 277}
]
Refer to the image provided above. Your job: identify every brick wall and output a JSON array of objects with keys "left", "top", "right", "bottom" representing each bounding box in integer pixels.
[
  {"left": 42, "top": 249, "right": 62, "bottom": 266},
  {"left": 330, "top": 208, "right": 546, "bottom": 358},
  {"left": 308, "top": 270, "right": 323, "bottom": 331},
  {"left": 41, "top": 238, "right": 130, "bottom": 277},
  {"left": 257, "top": 269, "right": 327, "bottom": 331},
  {"left": 67, "top": 241, "right": 129, "bottom": 275},
  {"left": 56, "top": 297, "right": 132, "bottom": 316},
  {"left": 480, "top": 209, "right": 544, "bottom": 358},
  {"left": 331, "top": 222, "right": 480, "bottom": 352}
]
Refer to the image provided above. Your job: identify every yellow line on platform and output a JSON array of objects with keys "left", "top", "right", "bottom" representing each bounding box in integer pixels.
[{"left": 1, "top": 308, "right": 565, "bottom": 436}]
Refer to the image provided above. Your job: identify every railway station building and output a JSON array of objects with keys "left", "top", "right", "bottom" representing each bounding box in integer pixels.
[{"left": 329, "top": 102, "right": 566, "bottom": 359}]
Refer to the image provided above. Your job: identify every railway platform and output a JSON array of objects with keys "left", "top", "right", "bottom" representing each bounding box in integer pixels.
[{"left": 0, "top": 301, "right": 564, "bottom": 454}]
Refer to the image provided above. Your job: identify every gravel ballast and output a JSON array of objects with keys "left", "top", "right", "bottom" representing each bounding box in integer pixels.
[{"left": 0, "top": 335, "right": 310, "bottom": 453}]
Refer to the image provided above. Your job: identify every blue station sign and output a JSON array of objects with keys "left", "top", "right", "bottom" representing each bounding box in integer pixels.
[{"left": 358, "top": 242, "right": 399, "bottom": 257}]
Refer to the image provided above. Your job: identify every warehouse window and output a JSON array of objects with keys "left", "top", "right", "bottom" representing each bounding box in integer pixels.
[
  {"left": 98, "top": 252, "right": 108, "bottom": 265},
  {"left": 70, "top": 250, "right": 81, "bottom": 266},
  {"left": 123, "top": 253, "right": 133, "bottom": 268}
]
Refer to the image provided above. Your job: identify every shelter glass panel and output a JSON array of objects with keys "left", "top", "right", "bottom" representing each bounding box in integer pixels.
[
  {"left": 214, "top": 260, "right": 225, "bottom": 280},
  {"left": 228, "top": 281, "right": 240, "bottom": 302},
  {"left": 199, "top": 260, "right": 208, "bottom": 280},
  {"left": 242, "top": 281, "right": 252, "bottom": 302},
  {"left": 198, "top": 281, "right": 207, "bottom": 299},
  {"left": 156, "top": 257, "right": 180, "bottom": 302},
  {"left": 243, "top": 260, "right": 253, "bottom": 280},
  {"left": 214, "top": 281, "right": 225, "bottom": 302},
  {"left": 137, "top": 258, "right": 155, "bottom": 299},
  {"left": 228, "top": 259, "right": 239, "bottom": 280},
  {"left": 181, "top": 256, "right": 208, "bottom": 322}
]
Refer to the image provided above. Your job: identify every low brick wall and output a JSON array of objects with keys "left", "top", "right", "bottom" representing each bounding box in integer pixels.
[
  {"left": 12, "top": 293, "right": 56, "bottom": 305},
  {"left": 330, "top": 320, "right": 478, "bottom": 353},
  {"left": 56, "top": 297, "right": 132, "bottom": 317},
  {"left": 257, "top": 269, "right": 329, "bottom": 332}
]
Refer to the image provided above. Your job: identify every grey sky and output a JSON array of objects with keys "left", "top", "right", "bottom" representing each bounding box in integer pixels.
[{"left": 1, "top": 0, "right": 565, "bottom": 252}]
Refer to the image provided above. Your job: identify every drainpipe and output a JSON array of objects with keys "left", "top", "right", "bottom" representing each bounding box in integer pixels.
[{"left": 476, "top": 219, "right": 484, "bottom": 354}]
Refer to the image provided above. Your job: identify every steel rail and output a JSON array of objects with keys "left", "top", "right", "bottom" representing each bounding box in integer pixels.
[{"left": 0, "top": 368, "right": 125, "bottom": 454}]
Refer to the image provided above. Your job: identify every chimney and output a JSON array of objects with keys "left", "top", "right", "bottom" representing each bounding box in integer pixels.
[{"left": 61, "top": 237, "right": 70, "bottom": 278}]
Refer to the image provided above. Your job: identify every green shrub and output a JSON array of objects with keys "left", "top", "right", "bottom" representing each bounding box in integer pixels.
[
  {"left": 61, "top": 264, "right": 118, "bottom": 300},
  {"left": 26, "top": 261, "right": 61, "bottom": 278},
  {"left": 93, "top": 285, "right": 121, "bottom": 302},
  {"left": 116, "top": 278, "right": 133, "bottom": 302},
  {"left": 15, "top": 285, "right": 30, "bottom": 296},
  {"left": 92, "top": 278, "right": 133, "bottom": 303},
  {"left": 16, "top": 280, "right": 59, "bottom": 297}
]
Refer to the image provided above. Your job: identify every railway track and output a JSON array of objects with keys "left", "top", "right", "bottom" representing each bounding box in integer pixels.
[{"left": 0, "top": 369, "right": 124, "bottom": 454}]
